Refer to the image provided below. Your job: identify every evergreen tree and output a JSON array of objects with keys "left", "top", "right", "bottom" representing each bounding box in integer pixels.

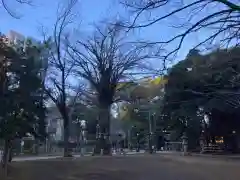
[{"left": 0, "top": 37, "right": 47, "bottom": 168}]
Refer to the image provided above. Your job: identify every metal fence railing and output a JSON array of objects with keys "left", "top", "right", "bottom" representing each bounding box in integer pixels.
[{"left": 164, "top": 142, "right": 183, "bottom": 152}]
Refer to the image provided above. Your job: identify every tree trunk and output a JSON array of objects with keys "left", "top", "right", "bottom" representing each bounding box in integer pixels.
[
  {"left": 93, "top": 106, "right": 112, "bottom": 155},
  {"left": 1, "top": 139, "right": 11, "bottom": 177},
  {"left": 99, "top": 107, "right": 112, "bottom": 155},
  {"left": 8, "top": 146, "right": 13, "bottom": 163},
  {"left": 63, "top": 122, "right": 71, "bottom": 157},
  {"left": 62, "top": 112, "right": 72, "bottom": 157}
]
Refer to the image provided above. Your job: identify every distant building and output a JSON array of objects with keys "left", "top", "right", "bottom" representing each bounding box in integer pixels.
[
  {"left": 46, "top": 106, "right": 64, "bottom": 141},
  {"left": 8, "top": 30, "right": 25, "bottom": 45},
  {"left": 7, "top": 30, "right": 40, "bottom": 47},
  {"left": 46, "top": 103, "right": 85, "bottom": 142}
]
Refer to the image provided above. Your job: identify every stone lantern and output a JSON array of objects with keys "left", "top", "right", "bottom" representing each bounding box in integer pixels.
[{"left": 199, "top": 131, "right": 205, "bottom": 153}]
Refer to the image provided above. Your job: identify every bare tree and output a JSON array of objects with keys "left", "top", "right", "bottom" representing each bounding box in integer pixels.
[
  {"left": 43, "top": 0, "right": 81, "bottom": 157},
  {"left": 68, "top": 24, "right": 150, "bottom": 154},
  {"left": 1, "top": 0, "right": 32, "bottom": 18},
  {"left": 121, "top": 0, "right": 240, "bottom": 60}
]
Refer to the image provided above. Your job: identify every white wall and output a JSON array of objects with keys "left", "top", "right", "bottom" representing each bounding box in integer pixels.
[{"left": 46, "top": 107, "right": 64, "bottom": 141}]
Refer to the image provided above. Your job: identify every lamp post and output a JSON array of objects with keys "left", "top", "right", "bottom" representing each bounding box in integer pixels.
[
  {"left": 148, "top": 98, "right": 159, "bottom": 153},
  {"left": 149, "top": 132, "right": 154, "bottom": 154},
  {"left": 96, "top": 123, "right": 100, "bottom": 139},
  {"left": 199, "top": 131, "right": 205, "bottom": 153},
  {"left": 127, "top": 129, "right": 131, "bottom": 150},
  {"left": 93, "top": 123, "right": 101, "bottom": 155},
  {"left": 148, "top": 111, "right": 153, "bottom": 153},
  {"left": 148, "top": 111, "right": 157, "bottom": 153},
  {"left": 148, "top": 111, "right": 152, "bottom": 134},
  {"left": 136, "top": 132, "right": 140, "bottom": 152}
]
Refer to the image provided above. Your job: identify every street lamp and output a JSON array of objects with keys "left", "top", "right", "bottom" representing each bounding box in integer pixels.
[
  {"left": 136, "top": 132, "right": 140, "bottom": 152},
  {"left": 148, "top": 111, "right": 157, "bottom": 153},
  {"left": 148, "top": 131, "right": 155, "bottom": 154}
]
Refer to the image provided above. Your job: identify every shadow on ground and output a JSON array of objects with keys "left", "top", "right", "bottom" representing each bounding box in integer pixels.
[{"left": 1, "top": 155, "right": 240, "bottom": 180}]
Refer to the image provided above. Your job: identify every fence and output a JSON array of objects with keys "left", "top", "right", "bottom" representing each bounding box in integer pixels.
[{"left": 164, "top": 142, "right": 183, "bottom": 152}]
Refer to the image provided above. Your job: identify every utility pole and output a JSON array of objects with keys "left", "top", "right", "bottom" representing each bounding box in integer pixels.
[
  {"left": 148, "top": 110, "right": 153, "bottom": 153},
  {"left": 128, "top": 129, "right": 131, "bottom": 150},
  {"left": 148, "top": 111, "right": 152, "bottom": 134}
]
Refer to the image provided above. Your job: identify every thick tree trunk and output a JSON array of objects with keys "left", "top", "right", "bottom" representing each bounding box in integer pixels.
[
  {"left": 63, "top": 123, "right": 71, "bottom": 157},
  {"left": 93, "top": 106, "right": 112, "bottom": 155},
  {"left": 62, "top": 112, "right": 72, "bottom": 157},
  {"left": 8, "top": 148, "right": 12, "bottom": 163},
  {"left": 99, "top": 107, "right": 112, "bottom": 155}
]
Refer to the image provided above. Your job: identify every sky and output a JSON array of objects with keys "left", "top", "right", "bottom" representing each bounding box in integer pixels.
[
  {"left": 0, "top": 0, "right": 224, "bottom": 110},
  {"left": 0, "top": 0, "right": 118, "bottom": 39},
  {"left": 0, "top": 0, "right": 208, "bottom": 72}
]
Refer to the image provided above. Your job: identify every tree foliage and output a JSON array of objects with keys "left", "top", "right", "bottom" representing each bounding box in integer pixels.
[
  {"left": 0, "top": 38, "right": 46, "bottom": 140},
  {"left": 162, "top": 48, "right": 240, "bottom": 148},
  {"left": 0, "top": 37, "right": 46, "bottom": 167}
]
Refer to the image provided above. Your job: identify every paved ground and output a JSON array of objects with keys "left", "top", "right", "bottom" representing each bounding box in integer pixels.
[
  {"left": 2, "top": 154, "right": 240, "bottom": 180},
  {"left": 11, "top": 150, "right": 145, "bottom": 162}
]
